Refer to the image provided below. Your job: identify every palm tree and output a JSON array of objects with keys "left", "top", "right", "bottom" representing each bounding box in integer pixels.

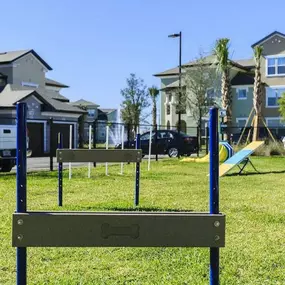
[
  {"left": 214, "top": 38, "right": 232, "bottom": 140},
  {"left": 148, "top": 86, "right": 159, "bottom": 127},
  {"left": 252, "top": 45, "right": 263, "bottom": 141}
]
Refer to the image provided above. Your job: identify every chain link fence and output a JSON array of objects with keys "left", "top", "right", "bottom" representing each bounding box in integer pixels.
[{"left": 1, "top": 116, "right": 285, "bottom": 172}]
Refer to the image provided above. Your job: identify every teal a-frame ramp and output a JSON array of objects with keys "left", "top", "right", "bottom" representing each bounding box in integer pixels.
[{"left": 219, "top": 141, "right": 264, "bottom": 177}]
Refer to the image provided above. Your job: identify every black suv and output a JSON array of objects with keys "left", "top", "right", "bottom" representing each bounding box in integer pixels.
[{"left": 115, "top": 130, "right": 198, "bottom": 157}]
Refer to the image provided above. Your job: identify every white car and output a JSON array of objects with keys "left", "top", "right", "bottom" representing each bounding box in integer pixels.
[{"left": 0, "top": 125, "right": 16, "bottom": 172}]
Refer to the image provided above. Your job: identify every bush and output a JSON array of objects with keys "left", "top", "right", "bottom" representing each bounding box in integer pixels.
[{"left": 233, "top": 141, "right": 285, "bottom": 157}]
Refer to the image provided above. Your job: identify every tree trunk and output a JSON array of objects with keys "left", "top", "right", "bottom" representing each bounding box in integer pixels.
[
  {"left": 252, "top": 115, "right": 259, "bottom": 142},
  {"left": 253, "top": 58, "right": 262, "bottom": 141},
  {"left": 198, "top": 108, "right": 202, "bottom": 151},
  {"left": 221, "top": 69, "right": 231, "bottom": 141},
  {"left": 78, "top": 115, "right": 84, "bottom": 148},
  {"left": 152, "top": 98, "right": 157, "bottom": 127}
]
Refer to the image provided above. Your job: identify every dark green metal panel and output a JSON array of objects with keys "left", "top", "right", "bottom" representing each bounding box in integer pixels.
[
  {"left": 56, "top": 149, "right": 142, "bottom": 163},
  {"left": 12, "top": 212, "right": 225, "bottom": 247}
]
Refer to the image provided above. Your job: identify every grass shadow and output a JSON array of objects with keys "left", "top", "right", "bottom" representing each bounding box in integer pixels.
[
  {"left": 72, "top": 205, "right": 194, "bottom": 212},
  {"left": 226, "top": 170, "right": 285, "bottom": 177}
]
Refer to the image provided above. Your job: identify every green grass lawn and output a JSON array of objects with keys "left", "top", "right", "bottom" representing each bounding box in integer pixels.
[{"left": 1, "top": 157, "right": 285, "bottom": 284}]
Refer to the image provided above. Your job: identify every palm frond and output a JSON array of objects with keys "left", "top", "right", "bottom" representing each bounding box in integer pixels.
[
  {"left": 148, "top": 86, "right": 159, "bottom": 98},
  {"left": 254, "top": 45, "right": 263, "bottom": 63},
  {"left": 214, "top": 38, "right": 230, "bottom": 72}
]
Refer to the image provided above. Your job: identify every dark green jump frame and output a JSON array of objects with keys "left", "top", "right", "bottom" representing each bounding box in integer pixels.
[{"left": 13, "top": 211, "right": 225, "bottom": 248}]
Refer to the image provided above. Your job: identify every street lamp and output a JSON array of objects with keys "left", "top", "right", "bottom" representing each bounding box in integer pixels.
[
  {"left": 168, "top": 32, "right": 182, "bottom": 133},
  {"left": 168, "top": 32, "right": 182, "bottom": 156}
]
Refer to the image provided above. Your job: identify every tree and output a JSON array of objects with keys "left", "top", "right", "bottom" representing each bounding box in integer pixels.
[
  {"left": 120, "top": 73, "right": 150, "bottom": 133},
  {"left": 279, "top": 92, "right": 285, "bottom": 120},
  {"left": 252, "top": 45, "right": 264, "bottom": 141},
  {"left": 148, "top": 86, "right": 159, "bottom": 126},
  {"left": 183, "top": 53, "right": 220, "bottom": 146},
  {"left": 214, "top": 38, "right": 232, "bottom": 139}
]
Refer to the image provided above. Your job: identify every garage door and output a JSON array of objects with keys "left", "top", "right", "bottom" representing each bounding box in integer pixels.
[
  {"left": 27, "top": 122, "right": 44, "bottom": 157},
  {"left": 51, "top": 123, "right": 75, "bottom": 156}
]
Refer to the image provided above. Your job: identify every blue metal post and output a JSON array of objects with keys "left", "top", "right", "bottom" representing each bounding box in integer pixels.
[
  {"left": 58, "top": 133, "right": 63, "bottom": 206},
  {"left": 209, "top": 107, "right": 219, "bottom": 285},
  {"left": 16, "top": 102, "right": 27, "bottom": 285},
  {"left": 134, "top": 133, "right": 141, "bottom": 206}
]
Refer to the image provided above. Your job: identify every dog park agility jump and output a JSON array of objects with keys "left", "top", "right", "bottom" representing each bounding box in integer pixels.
[
  {"left": 12, "top": 103, "right": 225, "bottom": 285},
  {"left": 57, "top": 133, "right": 142, "bottom": 207}
]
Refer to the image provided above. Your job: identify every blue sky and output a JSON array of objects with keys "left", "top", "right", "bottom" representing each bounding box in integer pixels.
[{"left": 2, "top": 0, "right": 285, "bottom": 111}]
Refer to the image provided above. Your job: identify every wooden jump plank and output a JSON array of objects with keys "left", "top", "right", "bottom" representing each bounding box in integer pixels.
[
  {"left": 56, "top": 149, "right": 142, "bottom": 163},
  {"left": 13, "top": 212, "right": 225, "bottom": 248}
]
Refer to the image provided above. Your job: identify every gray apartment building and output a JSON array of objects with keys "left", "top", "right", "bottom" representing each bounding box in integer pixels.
[
  {"left": 0, "top": 49, "right": 118, "bottom": 156},
  {"left": 154, "top": 31, "right": 285, "bottom": 135}
]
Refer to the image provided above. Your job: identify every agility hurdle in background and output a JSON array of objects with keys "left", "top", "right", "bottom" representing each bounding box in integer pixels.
[
  {"left": 13, "top": 103, "right": 225, "bottom": 285},
  {"left": 57, "top": 132, "right": 142, "bottom": 207}
]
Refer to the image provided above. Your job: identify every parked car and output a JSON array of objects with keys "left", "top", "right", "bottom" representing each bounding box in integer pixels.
[
  {"left": 0, "top": 125, "right": 16, "bottom": 172},
  {"left": 115, "top": 130, "right": 198, "bottom": 157}
]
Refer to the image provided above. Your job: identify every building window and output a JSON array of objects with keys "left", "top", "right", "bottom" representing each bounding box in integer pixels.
[
  {"left": 88, "top": 109, "right": 96, "bottom": 117},
  {"left": 166, "top": 104, "right": 170, "bottom": 115},
  {"left": 266, "top": 87, "right": 285, "bottom": 107},
  {"left": 266, "top": 117, "right": 285, "bottom": 127},
  {"left": 21, "top": 81, "right": 39, "bottom": 88},
  {"left": 267, "top": 57, "right": 285, "bottom": 76},
  {"left": 236, "top": 88, "right": 247, "bottom": 100},
  {"left": 236, "top": 118, "right": 247, "bottom": 127}
]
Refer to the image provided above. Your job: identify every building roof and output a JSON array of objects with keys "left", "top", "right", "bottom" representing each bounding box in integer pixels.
[
  {"left": 39, "top": 92, "right": 83, "bottom": 113},
  {"left": 231, "top": 72, "right": 254, "bottom": 86},
  {"left": 0, "top": 85, "right": 36, "bottom": 107},
  {"left": 97, "top": 109, "right": 108, "bottom": 120},
  {"left": 154, "top": 55, "right": 252, "bottom": 77},
  {"left": 0, "top": 84, "right": 84, "bottom": 113},
  {"left": 234, "top": 58, "right": 255, "bottom": 68},
  {"left": 45, "top": 78, "right": 69, "bottom": 88},
  {"left": 0, "top": 49, "right": 52, "bottom": 70},
  {"left": 72, "top": 99, "right": 99, "bottom": 107},
  {"left": 100, "top": 108, "right": 117, "bottom": 114},
  {"left": 153, "top": 66, "right": 180, "bottom": 77},
  {"left": 11, "top": 84, "right": 70, "bottom": 102},
  {"left": 160, "top": 80, "right": 186, "bottom": 91},
  {"left": 251, "top": 31, "right": 285, "bottom": 48},
  {"left": 44, "top": 89, "right": 70, "bottom": 102}
]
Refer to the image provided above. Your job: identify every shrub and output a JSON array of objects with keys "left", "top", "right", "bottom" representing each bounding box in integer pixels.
[{"left": 233, "top": 141, "right": 285, "bottom": 157}]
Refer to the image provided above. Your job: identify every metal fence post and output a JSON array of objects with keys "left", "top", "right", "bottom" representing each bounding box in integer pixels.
[
  {"left": 16, "top": 102, "right": 27, "bottom": 285},
  {"left": 127, "top": 123, "right": 131, "bottom": 148},
  {"left": 209, "top": 107, "right": 219, "bottom": 285},
  {"left": 58, "top": 133, "right": 63, "bottom": 206},
  {"left": 134, "top": 133, "right": 141, "bottom": 206},
  {"left": 205, "top": 123, "right": 209, "bottom": 155},
  {"left": 93, "top": 120, "right": 97, "bottom": 168},
  {"left": 127, "top": 123, "right": 131, "bottom": 164},
  {"left": 197, "top": 126, "right": 200, "bottom": 157},
  {"left": 49, "top": 118, "right": 53, "bottom": 171},
  {"left": 155, "top": 124, "right": 158, "bottom": 161}
]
